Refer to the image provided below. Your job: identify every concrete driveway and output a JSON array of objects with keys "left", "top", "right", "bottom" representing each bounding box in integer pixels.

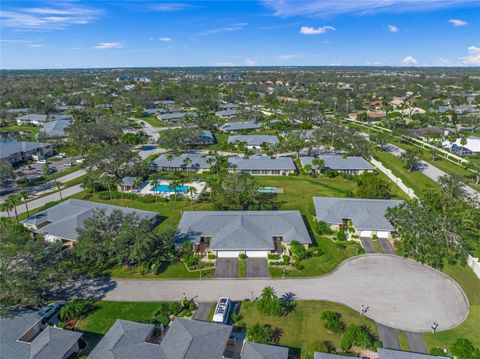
[
  {"left": 360, "top": 237, "right": 376, "bottom": 253},
  {"left": 378, "top": 238, "right": 395, "bottom": 254},
  {"left": 102, "top": 254, "right": 469, "bottom": 333},
  {"left": 245, "top": 258, "right": 269, "bottom": 278},
  {"left": 214, "top": 258, "right": 238, "bottom": 278}
]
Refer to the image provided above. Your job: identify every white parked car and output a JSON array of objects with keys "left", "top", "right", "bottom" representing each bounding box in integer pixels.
[
  {"left": 64, "top": 162, "right": 74, "bottom": 167},
  {"left": 37, "top": 159, "right": 48, "bottom": 164},
  {"left": 75, "top": 158, "right": 85, "bottom": 163},
  {"left": 212, "top": 297, "right": 231, "bottom": 324}
]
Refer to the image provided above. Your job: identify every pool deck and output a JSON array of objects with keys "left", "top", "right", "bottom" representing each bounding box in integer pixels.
[{"left": 138, "top": 180, "right": 207, "bottom": 199}]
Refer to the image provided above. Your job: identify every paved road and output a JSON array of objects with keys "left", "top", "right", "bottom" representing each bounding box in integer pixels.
[
  {"left": 377, "top": 323, "right": 400, "bottom": 350},
  {"left": 1, "top": 184, "right": 83, "bottom": 217},
  {"left": 56, "top": 169, "right": 86, "bottom": 183},
  {"left": 386, "top": 144, "right": 479, "bottom": 199},
  {"left": 360, "top": 237, "right": 376, "bottom": 253},
  {"left": 405, "top": 331, "right": 427, "bottom": 353},
  {"left": 101, "top": 254, "right": 468, "bottom": 333}
]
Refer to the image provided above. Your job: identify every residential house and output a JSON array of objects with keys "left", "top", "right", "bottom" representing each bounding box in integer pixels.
[
  {"left": 314, "top": 348, "right": 450, "bottom": 359},
  {"left": 118, "top": 176, "right": 140, "bottom": 192},
  {"left": 300, "top": 155, "right": 374, "bottom": 175},
  {"left": 0, "top": 141, "right": 53, "bottom": 164},
  {"left": 38, "top": 118, "right": 71, "bottom": 139},
  {"left": 144, "top": 108, "right": 165, "bottom": 116},
  {"left": 0, "top": 310, "right": 83, "bottom": 359},
  {"left": 313, "top": 197, "right": 403, "bottom": 239},
  {"left": 16, "top": 114, "right": 48, "bottom": 126},
  {"left": 219, "top": 122, "right": 261, "bottom": 133},
  {"left": 228, "top": 155, "right": 296, "bottom": 175},
  {"left": 174, "top": 210, "right": 312, "bottom": 258},
  {"left": 449, "top": 137, "right": 480, "bottom": 155},
  {"left": 228, "top": 135, "right": 279, "bottom": 149},
  {"left": 216, "top": 109, "right": 238, "bottom": 119},
  {"left": 22, "top": 199, "right": 157, "bottom": 243},
  {"left": 88, "top": 317, "right": 288, "bottom": 359},
  {"left": 151, "top": 152, "right": 213, "bottom": 172},
  {"left": 219, "top": 103, "right": 239, "bottom": 109}
]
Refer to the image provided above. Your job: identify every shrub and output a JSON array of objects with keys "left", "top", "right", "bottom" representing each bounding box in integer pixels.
[
  {"left": 341, "top": 325, "right": 381, "bottom": 351},
  {"left": 239, "top": 253, "right": 247, "bottom": 260},
  {"left": 231, "top": 312, "right": 242, "bottom": 324},
  {"left": 315, "top": 220, "right": 333, "bottom": 235},
  {"left": 188, "top": 301, "right": 196, "bottom": 311},
  {"left": 185, "top": 256, "right": 198, "bottom": 269},
  {"left": 309, "top": 247, "right": 325, "bottom": 257},
  {"left": 290, "top": 240, "right": 308, "bottom": 261},
  {"left": 295, "top": 263, "right": 305, "bottom": 270},
  {"left": 321, "top": 311, "right": 346, "bottom": 334},
  {"left": 335, "top": 241, "right": 347, "bottom": 249},
  {"left": 267, "top": 253, "right": 279, "bottom": 260},
  {"left": 246, "top": 323, "right": 273, "bottom": 344},
  {"left": 59, "top": 300, "right": 97, "bottom": 322},
  {"left": 282, "top": 255, "right": 290, "bottom": 264},
  {"left": 429, "top": 348, "right": 446, "bottom": 356},
  {"left": 207, "top": 253, "right": 216, "bottom": 260},
  {"left": 450, "top": 338, "right": 480, "bottom": 359},
  {"left": 336, "top": 231, "right": 347, "bottom": 241}
]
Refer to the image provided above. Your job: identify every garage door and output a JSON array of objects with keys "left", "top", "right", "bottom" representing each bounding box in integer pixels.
[
  {"left": 360, "top": 230, "right": 373, "bottom": 238},
  {"left": 217, "top": 251, "right": 240, "bottom": 258},
  {"left": 377, "top": 231, "right": 390, "bottom": 239},
  {"left": 246, "top": 251, "right": 269, "bottom": 258}
]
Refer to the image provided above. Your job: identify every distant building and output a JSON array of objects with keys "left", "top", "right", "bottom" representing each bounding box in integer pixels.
[
  {"left": 218, "top": 122, "right": 260, "bottom": 133},
  {"left": 449, "top": 137, "right": 480, "bottom": 155},
  {"left": 0, "top": 310, "right": 83, "bottom": 359},
  {"left": 151, "top": 152, "right": 213, "bottom": 172},
  {"left": 23, "top": 199, "right": 157, "bottom": 243},
  {"left": 16, "top": 114, "right": 48, "bottom": 126},
  {"left": 300, "top": 155, "right": 374, "bottom": 175},
  {"left": 228, "top": 135, "right": 279, "bottom": 149},
  {"left": 228, "top": 156, "right": 296, "bottom": 175},
  {"left": 0, "top": 141, "right": 52, "bottom": 164},
  {"left": 38, "top": 118, "right": 71, "bottom": 138},
  {"left": 216, "top": 109, "right": 238, "bottom": 118}
]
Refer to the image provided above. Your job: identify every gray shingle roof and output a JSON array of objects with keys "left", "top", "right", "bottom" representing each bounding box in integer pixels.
[
  {"left": 40, "top": 119, "right": 71, "bottom": 138},
  {"left": 300, "top": 155, "right": 374, "bottom": 171},
  {"left": 175, "top": 211, "right": 312, "bottom": 250},
  {"left": 313, "top": 197, "right": 403, "bottom": 232},
  {"left": 159, "top": 112, "right": 186, "bottom": 120},
  {"left": 219, "top": 122, "right": 260, "bottom": 132},
  {"left": 22, "top": 199, "right": 157, "bottom": 241},
  {"left": 16, "top": 114, "right": 48, "bottom": 122},
  {"left": 378, "top": 348, "right": 450, "bottom": 359},
  {"left": 216, "top": 109, "right": 238, "bottom": 117},
  {"left": 314, "top": 353, "right": 351, "bottom": 359},
  {"left": 88, "top": 318, "right": 232, "bottom": 359},
  {"left": 0, "top": 310, "right": 82, "bottom": 359},
  {"left": 121, "top": 176, "right": 137, "bottom": 186},
  {"left": 0, "top": 141, "right": 51, "bottom": 159},
  {"left": 241, "top": 341, "right": 289, "bottom": 359},
  {"left": 228, "top": 135, "right": 279, "bottom": 146},
  {"left": 228, "top": 156, "right": 296, "bottom": 171},
  {"left": 151, "top": 152, "right": 213, "bottom": 170}
]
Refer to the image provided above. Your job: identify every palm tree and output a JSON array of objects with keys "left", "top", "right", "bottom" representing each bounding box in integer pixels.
[
  {"left": 0, "top": 202, "right": 12, "bottom": 218},
  {"left": 312, "top": 158, "right": 325, "bottom": 175},
  {"left": 166, "top": 153, "right": 174, "bottom": 171},
  {"left": 256, "top": 286, "right": 282, "bottom": 317},
  {"left": 168, "top": 179, "right": 182, "bottom": 209},
  {"left": 100, "top": 174, "right": 114, "bottom": 200},
  {"left": 182, "top": 157, "right": 193, "bottom": 172},
  {"left": 151, "top": 176, "right": 159, "bottom": 202},
  {"left": 20, "top": 191, "right": 30, "bottom": 217},
  {"left": 7, "top": 194, "right": 20, "bottom": 223},
  {"left": 187, "top": 186, "right": 197, "bottom": 208},
  {"left": 206, "top": 156, "right": 216, "bottom": 178}
]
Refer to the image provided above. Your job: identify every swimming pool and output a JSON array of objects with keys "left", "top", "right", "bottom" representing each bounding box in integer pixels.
[{"left": 151, "top": 184, "right": 190, "bottom": 193}]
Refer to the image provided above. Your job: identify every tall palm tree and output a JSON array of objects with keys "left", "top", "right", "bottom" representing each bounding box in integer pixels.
[
  {"left": 312, "top": 158, "right": 325, "bottom": 175},
  {"left": 151, "top": 176, "right": 159, "bottom": 203},
  {"left": 168, "top": 179, "right": 182, "bottom": 209},
  {"left": 166, "top": 153, "right": 174, "bottom": 171},
  {"left": 20, "top": 191, "right": 30, "bottom": 217},
  {"left": 7, "top": 194, "right": 20, "bottom": 223},
  {"left": 187, "top": 186, "right": 197, "bottom": 208},
  {"left": 0, "top": 202, "right": 12, "bottom": 218},
  {"left": 182, "top": 157, "right": 192, "bottom": 172},
  {"left": 206, "top": 156, "right": 216, "bottom": 179}
]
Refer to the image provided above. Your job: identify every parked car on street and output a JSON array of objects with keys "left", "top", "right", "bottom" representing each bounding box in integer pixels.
[
  {"left": 212, "top": 297, "right": 231, "bottom": 324},
  {"left": 37, "top": 159, "right": 48, "bottom": 164},
  {"left": 64, "top": 162, "right": 74, "bottom": 167}
]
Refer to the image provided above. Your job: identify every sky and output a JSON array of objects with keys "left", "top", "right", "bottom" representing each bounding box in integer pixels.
[{"left": 1, "top": 0, "right": 479, "bottom": 69}]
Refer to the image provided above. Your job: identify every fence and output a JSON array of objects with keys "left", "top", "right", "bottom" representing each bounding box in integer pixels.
[{"left": 369, "top": 157, "right": 418, "bottom": 199}]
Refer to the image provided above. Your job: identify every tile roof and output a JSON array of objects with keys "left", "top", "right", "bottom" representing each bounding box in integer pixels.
[
  {"left": 313, "top": 197, "right": 403, "bottom": 232},
  {"left": 175, "top": 211, "right": 312, "bottom": 250}
]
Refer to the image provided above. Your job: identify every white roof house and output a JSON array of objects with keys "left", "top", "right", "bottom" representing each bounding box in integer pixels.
[{"left": 450, "top": 137, "right": 480, "bottom": 155}]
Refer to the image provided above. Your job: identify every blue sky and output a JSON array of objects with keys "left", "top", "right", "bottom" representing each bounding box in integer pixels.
[{"left": 1, "top": 0, "right": 479, "bottom": 69}]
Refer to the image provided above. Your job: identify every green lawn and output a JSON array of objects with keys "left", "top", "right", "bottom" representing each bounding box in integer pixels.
[
  {"left": 109, "top": 261, "right": 214, "bottom": 279},
  {"left": 239, "top": 300, "right": 378, "bottom": 358},
  {"left": 0, "top": 124, "right": 41, "bottom": 140},
  {"left": 141, "top": 116, "right": 164, "bottom": 127},
  {"left": 238, "top": 259, "right": 247, "bottom": 277},
  {"left": 424, "top": 264, "right": 480, "bottom": 351},
  {"left": 397, "top": 332, "right": 410, "bottom": 351},
  {"left": 374, "top": 150, "right": 439, "bottom": 196}
]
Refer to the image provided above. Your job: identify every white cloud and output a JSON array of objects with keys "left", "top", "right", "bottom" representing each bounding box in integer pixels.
[
  {"left": 200, "top": 23, "right": 247, "bottom": 36},
  {"left": 150, "top": 3, "right": 191, "bottom": 11},
  {"left": 388, "top": 24, "right": 399, "bottom": 32},
  {"left": 448, "top": 19, "right": 468, "bottom": 26},
  {"left": 300, "top": 25, "right": 335, "bottom": 35},
  {"left": 401, "top": 56, "right": 417, "bottom": 65},
  {"left": 94, "top": 42, "right": 123, "bottom": 49},
  {"left": 0, "top": 4, "right": 102, "bottom": 30},
  {"left": 279, "top": 54, "right": 300, "bottom": 60},
  {"left": 160, "top": 37, "right": 173, "bottom": 42},
  {"left": 263, "top": 0, "right": 477, "bottom": 17},
  {"left": 460, "top": 45, "right": 480, "bottom": 65},
  {"left": 245, "top": 59, "right": 257, "bottom": 65}
]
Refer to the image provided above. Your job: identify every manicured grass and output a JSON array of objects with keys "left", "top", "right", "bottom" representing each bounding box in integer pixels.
[
  {"left": 238, "top": 259, "right": 246, "bottom": 277},
  {"left": 374, "top": 150, "right": 439, "bottom": 196},
  {"left": 424, "top": 264, "right": 480, "bottom": 351},
  {"left": 0, "top": 124, "right": 41, "bottom": 140},
  {"left": 398, "top": 332, "right": 410, "bottom": 351},
  {"left": 239, "top": 300, "right": 378, "bottom": 358},
  {"left": 109, "top": 261, "right": 214, "bottom": 279},
  {"left": 141, "top": 116, "right": 164, "bottom": 127}
]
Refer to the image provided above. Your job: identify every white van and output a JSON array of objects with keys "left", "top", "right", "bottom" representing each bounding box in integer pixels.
[{"left": 212, "top": 297, "right": 231, "bottom": 324}]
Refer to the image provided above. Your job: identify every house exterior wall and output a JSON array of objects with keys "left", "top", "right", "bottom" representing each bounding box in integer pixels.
[{"left": 229, "top": 169, "right": 295, "bottom": 176}]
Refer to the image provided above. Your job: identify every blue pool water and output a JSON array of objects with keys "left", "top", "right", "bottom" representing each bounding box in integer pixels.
[{"left": 151, "top": 184, "right": 190, "bottom": 193}]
